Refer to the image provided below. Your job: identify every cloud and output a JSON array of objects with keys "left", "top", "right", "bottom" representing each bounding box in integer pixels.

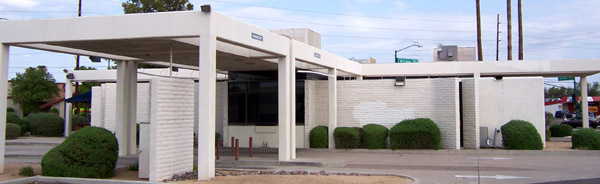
[
  {"left": 0, "top": 0, "right": 39, "bottom": 8},
  {"left": 394, "top": 1, "right": 407, "bottom": 9}
]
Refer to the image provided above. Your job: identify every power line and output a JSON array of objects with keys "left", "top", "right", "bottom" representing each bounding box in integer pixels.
[
  {"left": 232, "top": 15, "right": 496, "bottom": 33},
  {"left": 210, "top": 0, "right": 494, "bottom": 24},
  {"left": 322, "top": 34, "right": 494, "bottom": 42}
]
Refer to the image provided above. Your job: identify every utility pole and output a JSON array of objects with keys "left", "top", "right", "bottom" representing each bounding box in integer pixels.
[
  {"left": 507, "top": 0, "right": 512, "bottom": 61},
  {"left": 75, "top": 0, "right": 82, "bottom": 94},
  {"left": 476, "top": 0, "right": 483, "bottom": 61},
  {"left": 496, "top": 14, "right": 500, "bottom": 61},
  {"left": 518, "top": 0, "right": 523, "bottom": 60}
]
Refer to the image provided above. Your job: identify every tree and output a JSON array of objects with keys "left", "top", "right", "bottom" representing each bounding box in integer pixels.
[
  {"left": 10, "top": 66, "right": 60, "bottom": 116},
  {"left": 77, "top": 66, "right": 99, "bottom": 94},
  {"left": 122, "top": 0, "right": 193, "bottom": 14}
]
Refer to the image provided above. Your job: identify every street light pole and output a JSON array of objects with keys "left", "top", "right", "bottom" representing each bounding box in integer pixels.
[{"left": 394, "top": 41, "right": 422, "bottom": 63}]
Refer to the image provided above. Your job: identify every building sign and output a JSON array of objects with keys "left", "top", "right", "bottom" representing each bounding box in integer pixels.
[
  {"left": 590, "top": 106, "right": 598, "bottom": 113},
  {"left": 396, "top": 58, "right": 418, "bottom": 63},
  {"left": 314, "top": 53, "right": 321, "bottom": 58},
  {"left": 558, "top": 77, "right": 575, "bottom": 81},
  {"left": 251, "top": 33, "right": 263, "bottom": 41}
]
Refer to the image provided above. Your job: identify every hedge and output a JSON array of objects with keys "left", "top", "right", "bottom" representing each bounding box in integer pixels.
[
  {"left": 41, "top": 127, "right": 119, "bottom": 178},
  {"left": 28, "top": 113, "right": 64, "bottom": 137},
  {"left": 334, "top": 127, "right": 361, "bottom": 149},
  {"left": 6, "top": 112, "right": 27, "bottom": 135},
  {"left": 6, "top": 107, "right": 14, "bottom": 112},
  {"left": 6, "top": 123, "right": 21, "bottom": 140},
  {"left": 390, "top": 118, "right": 441, "bottom": 150},
  {"left": 309, "top": 126, "right": 328, "bottom": 148},
  {"left": 71, "top": 115, "right": 86, "bottom": 131},
  {"left": 500, "top": 120, "right": 543, "bottom": 150},
  {"left": 572, "top": 128, "right": 600, "bottom": 150},
  {"left": 362, "top": 124, "right": 389, "bottom": 149},
  {"left": 549, "top": 124, "right": 573, "bottom": 137}
]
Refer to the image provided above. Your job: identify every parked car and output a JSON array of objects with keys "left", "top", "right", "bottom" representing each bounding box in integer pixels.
[
  {"left": 555, "top": 110, "right": 573, "bottom": 118},
  {"left": 560, "top": 117, "right": 599, "bottom": 129}
]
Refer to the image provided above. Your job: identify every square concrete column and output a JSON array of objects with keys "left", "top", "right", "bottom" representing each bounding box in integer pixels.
[
  {"left": 64, "top": 78, "right": 73, "bottom": 137},
  {"left": 582, "top": 76, "right": 589, "bottom": 128},
  {"left": 197, "top": 35, "right": 217, "bottom": 180},
  {"left": 278, "top": 56, "right": 291, "bottom": 161},
  {"left": 0, "top": 44, "right": 10, "bottom": 173},
  {"left": 127, "top": 61, "right": 138, "bottom": 154},
  {"left": 473, "top": 73, "right": 480, "bottom": 148},
  {"left": 116, "top": 61, "right": 137, "bottom": 156},
  {"left": 289, "top": 54, "right": 296, "bottom": 160},
  {"left": 328, "top": 68, "right": 337, "bottom": 149}
]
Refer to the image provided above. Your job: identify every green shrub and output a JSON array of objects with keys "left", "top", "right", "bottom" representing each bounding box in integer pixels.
[
  {"left": 390, "top": 118, "right": 441, "bottom": 150},
  {"left": 500, "top": 120, "right": 543, "bottom": 150},
  {"left": 333, "top": 127, "right": 360, "bottom": 149},
  {"left": 50, "top": 108, "right": 59, "bottom": 114},
  {"left": 6, "top": 123, "right": 21, "bottom": 140},
  {"left": 128, "top": 162, "right": 139, "bottom": 171},
  {"left": 28, "top": 113, "right": 64, "bottom": 137},
  {"left": 309, "top": 126, "right": 328, "bottom": 148},
  {"left": 18, "top": 166, "right": 35, "bottom": 176},
  {"left": 71, "top": 115, "right": 86, "bottom": 131},
  {"left": 362, "top": 124, "right": 389, "bottom": 149},
  {"left": 41, "top": 126, "right": 119, "bottom": 178},
  {"left": 572, "top": 128, "right": 600, "bottom": 150},
  {"left": 21, "top": 117, "right": 30, "bottom": 134},
  {"left": 549, "top": 124, "right": 573, "bottom": 137},
  {"left": 6, "top": 112, "right": 27, "bottom": 135},
  {"left": 6, "top": 107, "right": 15, "bottom": 112},
  {"left": 216, "top": 132, "right": 221, "bottom": 139}
]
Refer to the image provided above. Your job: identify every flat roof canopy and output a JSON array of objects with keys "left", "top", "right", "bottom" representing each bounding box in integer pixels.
[{"left": 0, "top": 10, "right": 599, "bottom": 77}]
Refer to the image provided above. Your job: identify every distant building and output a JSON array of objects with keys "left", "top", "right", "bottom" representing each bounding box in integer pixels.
[
  {"left": 353, "top": 57, "right": 376, "bottom": 64},
  {"left": 433, "top": 44, "right": 477, "bottom": 62},
  {"left": 270, "top": 28, "right": 321, "bottom": 49}
]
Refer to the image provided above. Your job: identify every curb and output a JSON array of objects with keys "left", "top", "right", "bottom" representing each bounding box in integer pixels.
[
  {"left": 218, "top": 168, "right": 419, "bottom": 184},
  {"left": 306, "top": 148, "right": 600, "bottom": 156},
  {"left": 5, "top": 142, "right": 60, "bottom": 146},
  {"left": 0, "top": 176, "right": 160, "bottom": 184}
]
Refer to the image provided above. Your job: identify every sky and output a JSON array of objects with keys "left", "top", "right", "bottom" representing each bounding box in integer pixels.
[{"left": 1, "top": 0, "right": 599, "bottom": 87}]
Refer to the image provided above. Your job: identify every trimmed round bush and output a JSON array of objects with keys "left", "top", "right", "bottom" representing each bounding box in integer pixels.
[
  {"left": 71, "top": 115, "right": 86, "bottom": 130},
  {"left": 390, "top": 118, "right": 441, "bottom": 150},
  {"left": 6, "top": 107, "right": 15, "bottom": 112},
  {"left": 362, "top": 124, "right": 389, "bottom": 149},
  {"left": 41, "top": 126, "right": 119, "bottom": 178},
  {"left": 549, "top": 124, "right": 573, "bottom": 137},
  {"left": 309, "top": 126, "right": 328, "bottom": 148},
  {"left": 572, "top": 128, "right": 600, "bottom": 150},
  {"left": 334, "top": 127, "right": 360, "bottom": 149},
  {"left": 6, "top": 123, "right": 21, "bottom": 140},
  {"left": 7, "top": 112, "right": 28, "bottom": 135},
  {"left": 50, "top": 108, "right": 59, "bottom": 114},
  {"left": 28, "top": 113, "right": 64, "bottom": 137},
  {"left": 500, "top": 120, "right": 543, "bottom": 150}
]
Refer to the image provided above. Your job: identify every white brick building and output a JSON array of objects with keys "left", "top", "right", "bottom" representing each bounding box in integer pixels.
[{"left": 1, "top": 8, "right": 599, "bottom": 182}]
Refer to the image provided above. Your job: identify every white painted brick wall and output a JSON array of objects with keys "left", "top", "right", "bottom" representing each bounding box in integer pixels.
[
  {"left": 305, "top": 79, "right": 461, "bottom": 149},
  {"left": 461, "top": 79, "right": 479, "bottom": 148},
  {"left": 194, "top": 82, "right": 225, "bottom": 139},
  {"left": 103, "top": 83, "right": 117, "bottom": 133},
  {"left": 97, "top": 83, "right": 150, "bottom": 132},
  {"left": 149, "top": 78, "right": 195, "bottom": 182},
  {"left": 215, "top": 82, "right": 226, "bottom": 140},
  {"left": 477, "top": 77, "right": 546, "bottom": 147},
  {"left": 90, "top": 86, "right": 103, "bottom": 127},
  {"left": 137, "top": 83, "right": 150, "bottom": 123}
]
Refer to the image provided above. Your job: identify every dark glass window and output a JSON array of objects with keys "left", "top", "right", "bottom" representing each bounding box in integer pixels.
[{"left": 228, "top": 71, "right": 305, "bottom": 126}]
